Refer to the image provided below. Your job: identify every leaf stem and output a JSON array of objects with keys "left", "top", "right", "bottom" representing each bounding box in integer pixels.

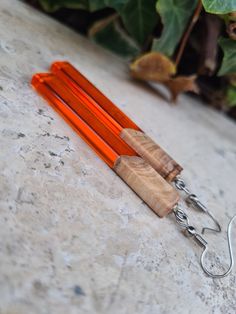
[{"left": 175, "top": 0, "right": 202, "bottom": 66}]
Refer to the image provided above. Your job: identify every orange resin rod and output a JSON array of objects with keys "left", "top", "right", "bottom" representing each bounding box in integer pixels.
[
  {"left": 51, "top": 61, "right": 183, "bottom": 182},
  {"left": 51, "top": 67, "right": 123, "bottom": 136},
  {"left": 31, "top": 73, "right": 180, "bottom": 217},
  {"left": 34, "top": 73, "right": 136, "bottom": 157},
  {"left": 31, "top": 73, "right": 118, "bottom": 167},
  {"left": 48, "top": 73, "right": 122, "bottom": 135},
  {"left": 51, "top": 61, "right": 140, "bottom": 131}
]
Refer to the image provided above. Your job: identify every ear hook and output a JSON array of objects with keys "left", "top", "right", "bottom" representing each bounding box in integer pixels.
[
  {"left": 174, "top": 177, "right": 221, "bottom": 234},
  {"left": 173, "top": 206, "right": 236, "bottom": 278},
  {"left": 199, "top": 215, "right": 236, "bottom": 278}
]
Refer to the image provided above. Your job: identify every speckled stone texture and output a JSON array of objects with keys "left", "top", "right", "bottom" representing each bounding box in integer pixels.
[{"left": 0, "top": 1, "right": 236, "bottom": 313}]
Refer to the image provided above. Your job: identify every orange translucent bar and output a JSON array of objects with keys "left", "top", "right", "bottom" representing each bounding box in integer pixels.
[
  {"left": 53, "top": 67, "right": 123, "bottom": 136},
  {"left": 31, "top": 74, "right": 118, "bottom": 168},
  {"left": 51, "top": 61, "right": 141, "bottom": 131},
  {"left": 39, "top": 74, "right": 136, "bottom": 157}
]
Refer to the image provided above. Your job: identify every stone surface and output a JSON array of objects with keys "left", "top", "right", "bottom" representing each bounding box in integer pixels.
[{"left": 0, "top": 1, "right": 236, "bottom": 313}]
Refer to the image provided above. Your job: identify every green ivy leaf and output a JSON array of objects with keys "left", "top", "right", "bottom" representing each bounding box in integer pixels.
[
  {"left": 39, "top": 0, "right": 89, "bottom": 12},
  {"left": 39, "top": 0, "right": 129, "bottom": 13},
  {"left": 92, "top": 20, "right": 140, "bottom": 57},
  {"left": 120, "top": 0, "right": 158, "bottom": 45},
  {"left": 90, "top": 0, "right": 128, "bottom": 12},
  {"left": 89, "top": 0, "right": 106, "bottom": 11},
  {"left": 105, "top": 0, "right": 128, "bottom": 12},
  {"left": 218, "top": 37, "right": 236, "bottom": 76},
  {"left": 152, "top": 0, "right": 198, "bottom": 57},
  {"left": 226, "top": 85, "right": 236, "bottom": 107},
  {"left": 202, "top": 0, "right": 236, "bottom": 14}
]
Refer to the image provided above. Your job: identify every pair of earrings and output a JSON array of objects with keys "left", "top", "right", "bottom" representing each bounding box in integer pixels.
[{"left": 32, "top": 61, "right": 235, "bottom": 278}]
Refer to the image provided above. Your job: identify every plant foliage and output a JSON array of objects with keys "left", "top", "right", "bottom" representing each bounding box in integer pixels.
[
  {"left": 218, "top": 37, "right": 236, "bottom": 75},
  {"left": 202, "top": 0, "right": 236, "bottom": 14},
  {"left": 152, "top": 0, "right": 198, "bottom": 57},
  {"left": 35, "top": 0, "right": 236, "bottom": 110}
]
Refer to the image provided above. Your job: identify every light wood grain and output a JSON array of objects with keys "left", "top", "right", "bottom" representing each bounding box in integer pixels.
[
  {"left": 120, "top": 128, "right": 183, "bottom": 181},
  {"left": 114, "top": 156, "right": 179, "bottom": 217}
]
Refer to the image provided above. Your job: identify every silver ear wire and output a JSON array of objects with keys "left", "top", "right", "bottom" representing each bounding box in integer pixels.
[
  {"left": 174, "top": 177, "right": 221, "bottom": 234},
  {"left": 200, "top": 215, "right": 236, "bottom": 278},
  {"left": 173, "top": 205, "right": 236, "bottom": 278}
]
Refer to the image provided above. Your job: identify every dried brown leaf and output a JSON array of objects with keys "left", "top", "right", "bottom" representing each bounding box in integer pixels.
[
  {"left": 229, "top": 12, "right": 236, "bottom": 21},
  {"left": 164, "top": 75, "right": 199, "bottom": 102},
  {"left": 130, "top": 52, "right": 176, "bottom": 82},
  {"left": 227, "top": 22, "right": 236, "bottom": 40}
]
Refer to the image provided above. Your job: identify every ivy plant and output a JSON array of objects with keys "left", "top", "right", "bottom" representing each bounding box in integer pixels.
[{"left": 31, "top": 0, "right": 236, "bottom": 112}]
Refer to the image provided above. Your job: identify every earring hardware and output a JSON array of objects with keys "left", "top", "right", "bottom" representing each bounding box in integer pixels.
[
  {"left": 174, "top": 177, "right": 221, "bottom": 234},
  {"left": 174, "top": 206, "right": 235, "bottom": 278}
]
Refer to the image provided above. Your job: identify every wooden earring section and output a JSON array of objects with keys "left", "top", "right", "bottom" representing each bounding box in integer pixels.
[
  {"left": 120, "top": 128, "right": 183, "bottom": 182},
  {"left": 114, "top": 155, "right": 180, "bottom": 217}
]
